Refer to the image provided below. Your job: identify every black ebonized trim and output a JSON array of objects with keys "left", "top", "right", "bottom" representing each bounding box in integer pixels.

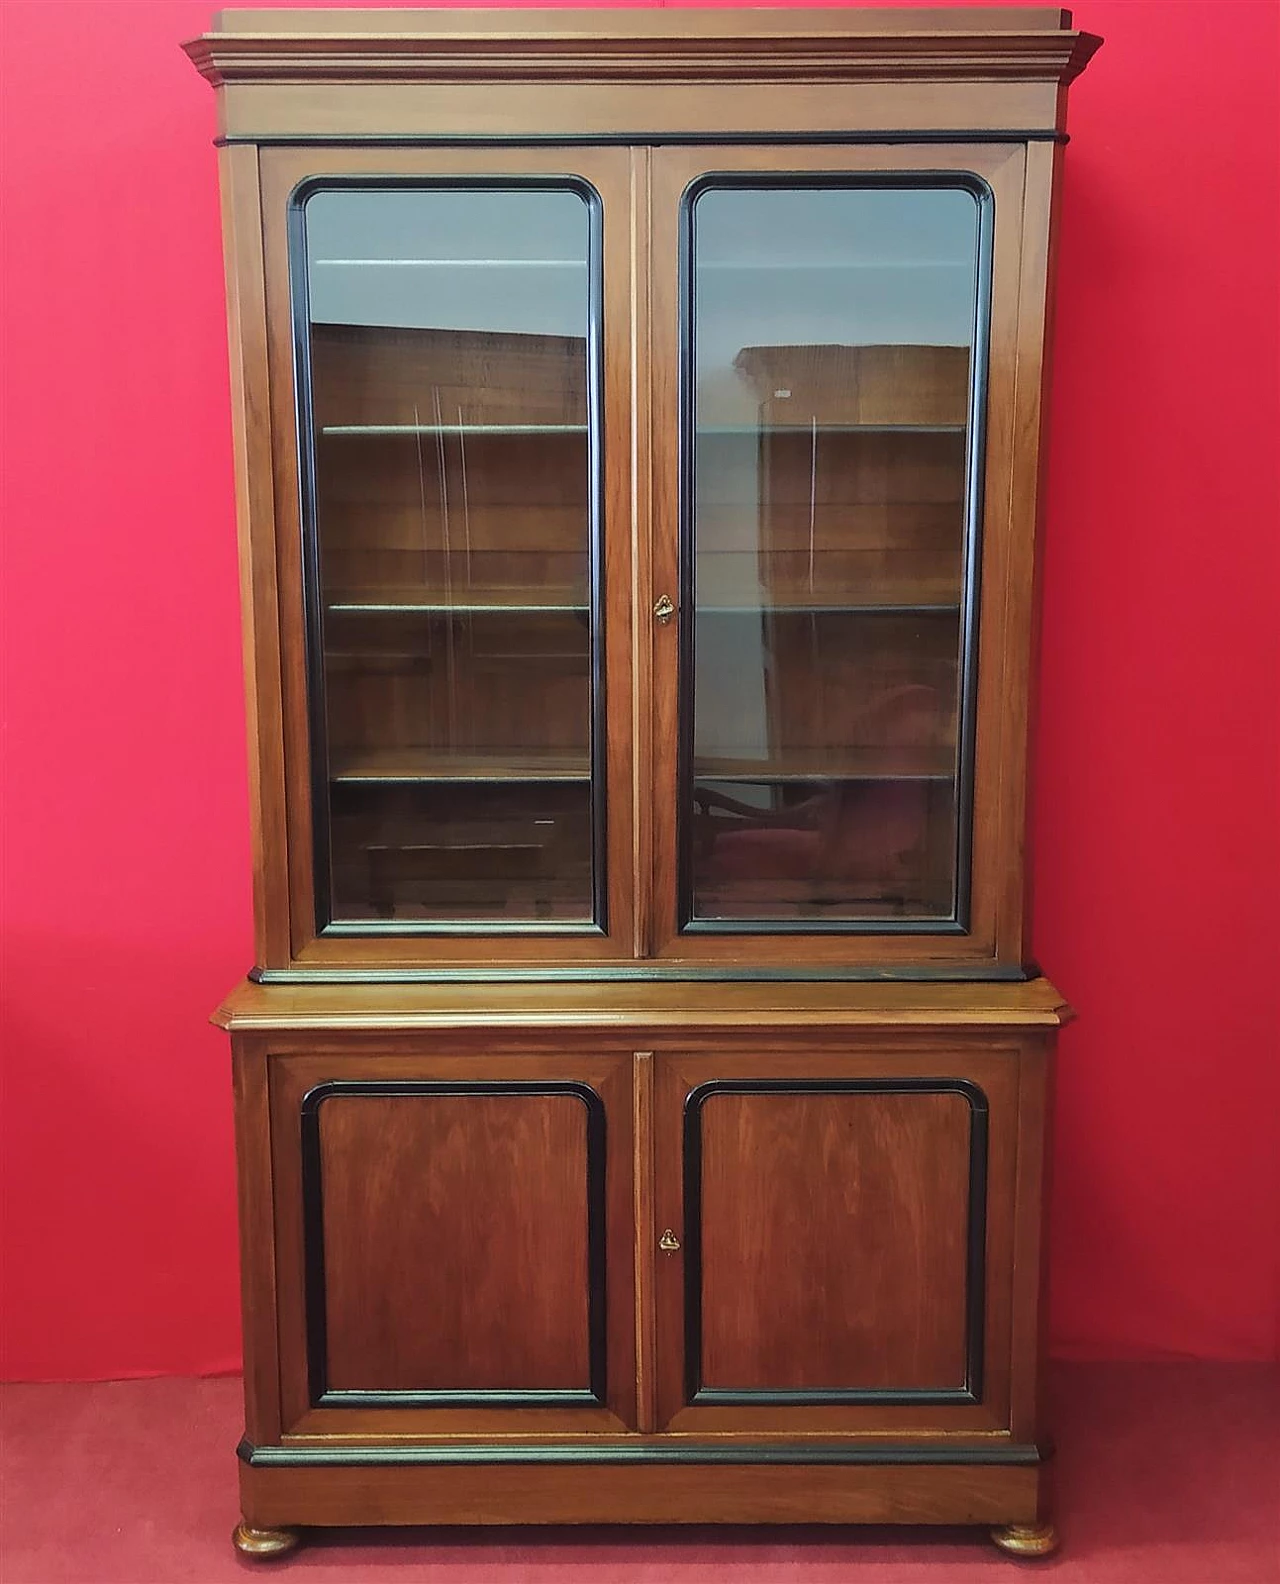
[
  {"left": 286, "top": 176, "right": 608, "bottom": 940},
  {"left": 300, "top": 1079, "right": 608, "bottom": 1410},
  {"left": 315, "top": 1388, "right": 601, "bottom": 1410},
  {"left": 691, "top": 1386, "right": 979, "bottom": 1407},
  {"left": 681, "top": 1078, "right": 989, "bottom": 1407},
  {"left": 674, "top": 171, "right": 994, "bottom": 939},
  {"left": 249, "top": 961, "right": 1033, "bottom": 984},
  {"left": 318, "top": 919, "right": 607, "bottom": 938},
  {"left": 678, "top": 917, "right": 972, "bottom": 937},
  {"left": 218, "top": 132, "right": 1069, "bottom": 148},
  {"left": 238, "top": 1435, "right": 1044, "bottom": 1468}
]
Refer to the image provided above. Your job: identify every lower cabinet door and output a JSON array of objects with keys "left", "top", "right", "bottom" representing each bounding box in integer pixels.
[
  {"left": 266, "top": 1048, "right": 635, "bottom": 1437},
  {"left": 651, "top": 1046, "right": 1020, "bottom": 1436}
]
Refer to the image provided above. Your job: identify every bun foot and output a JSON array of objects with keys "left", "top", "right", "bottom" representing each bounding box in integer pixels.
[
  {"left": 991, "top": 1521, "right": 1059, "bottom": 1558},
  {"left": 233, "top": 1523, "right": 299, "bottom": 1559}
]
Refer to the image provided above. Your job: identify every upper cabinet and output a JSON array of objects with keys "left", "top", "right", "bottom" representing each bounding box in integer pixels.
[{"left": 187, "top": 8, "right": 1099, "bottom": 979}]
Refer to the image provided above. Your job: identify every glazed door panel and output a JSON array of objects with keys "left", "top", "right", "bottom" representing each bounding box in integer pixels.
[
  {"left": 652, "top": 1045, "right": 1020, "bottom": 1435},
  {"left": 257, "top": 147, "right": 635, "bottom": 971},
  {"left": 647, "top": 144, "right": 1030, "bottom": 970},
  {"left": 268, "top": 1047, "right": 635, "bottom": 1436}
]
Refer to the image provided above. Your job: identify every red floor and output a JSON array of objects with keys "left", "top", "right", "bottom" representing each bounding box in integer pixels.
[{"left": 2, "top": 1364, "right": 1277, "bottom": 1583}]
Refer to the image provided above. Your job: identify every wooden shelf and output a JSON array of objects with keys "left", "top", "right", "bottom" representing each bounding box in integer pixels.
[
  {"left": 699, "top": 423, "right": 966, "bottom": 437},
  {"left": 321, "top": 423, "right": 587, "bottom": 437},
  {"left": 695, "top": 748, "right": 955, "bottom": 783},
  {"left": 699, "top": 565, "right": 966, "bottom": 610},
  {"left": 326, "top": 586, "right": 589, "bottom": 615},
  {"left": 330, "top": 749, "right": 591, "bottom": 784},
  {"left": 699, "top": 602, "right": 960, "bottom": 617}
]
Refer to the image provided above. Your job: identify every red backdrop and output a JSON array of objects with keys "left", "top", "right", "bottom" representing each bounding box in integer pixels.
[{"left": 2, "top": 0, "right": 1277, "bottom": 1380}]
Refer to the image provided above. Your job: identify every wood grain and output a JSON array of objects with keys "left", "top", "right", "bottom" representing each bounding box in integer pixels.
[
  {"left": 696, "top": 1088, "right": 972, "bottom": 1392},
  {"left": 230, "top": 1036, "right": 283, "bottom": 1444},
  {"left": 215, "top": 975, "right": 1074, "bottom": 1033},
  {"left": 240, "top": 1457, "right": 1042, "bottom": 1529},
  {"left": 217, "top": 144, "right": 291, "bottom": 968},
  {"left": 317, "top": 1090, "right": 592, "bottom": 1392},
  {"left": 632, "top": 1050, "right": 657, "bottom": 1431}
]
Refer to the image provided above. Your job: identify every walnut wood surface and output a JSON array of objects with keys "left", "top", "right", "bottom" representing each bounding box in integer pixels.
[
  {"left": 239, "top": 1456, "right": 1042, "bottom": 1529},
  {"left": 317, "top": 1091, "right": 592, "bottom": 1392},
  {"left": 215, "top": 975, "right": 1072, "bottom": 1031},
  {"left": 212, "top": 9, "right": 1077, "bottom": 37},
  {"left": 697, "top": 1088, "right": 972, "bottom": 1392},
  {"left": 217, "top": 144, "right": 291, "bottom": 968},
  {"left": 185, "top": 10, "right": 1100, "bottom": 101}
]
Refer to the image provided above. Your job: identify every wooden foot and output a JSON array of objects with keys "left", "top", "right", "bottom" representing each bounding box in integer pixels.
[
  {"left": 990, "top": 1521, "right": 1059, "bottom": 1558},
  {"left": 233, "top": 1523, "right": 299, "bottom": 1559}
]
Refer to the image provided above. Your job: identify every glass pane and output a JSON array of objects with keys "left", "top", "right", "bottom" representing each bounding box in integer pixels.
[
  {"left": 299, "top": 185, "right": 599, "bottom": 927},
  {"left": 685, "top": 182, "right": 984, "bottom": 927}
]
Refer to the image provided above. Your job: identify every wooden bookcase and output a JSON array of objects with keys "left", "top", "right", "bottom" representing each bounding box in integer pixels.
[{"left": 185, "top": 7, "right": 1099, "bottom": 1560}]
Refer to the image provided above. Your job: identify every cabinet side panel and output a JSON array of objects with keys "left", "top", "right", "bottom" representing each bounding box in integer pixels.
[
  {"left": 1009, "top": 1035, "right": 1054, "bottom": 1443},
  {"left": 998, "top": 139, "right": 1060, "bottom": 963},
  {"left": 231, "top": 1035, "right": 282, "bottom": 1442},
  {"left": 218, "top": 144, "right": 291, "bottom": 965}
]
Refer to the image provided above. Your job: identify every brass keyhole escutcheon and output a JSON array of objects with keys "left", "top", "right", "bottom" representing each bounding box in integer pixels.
[
  {"left": 653, "top": 594, "right": 676, "bottom": 625},
  {"left": 658, "top": 1228, "right": 681, "bottom": 1252}
]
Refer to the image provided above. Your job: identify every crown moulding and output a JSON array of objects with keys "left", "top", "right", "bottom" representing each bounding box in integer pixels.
[{"left": 181, "top": 29, "right": 1102, "bottom": 90}]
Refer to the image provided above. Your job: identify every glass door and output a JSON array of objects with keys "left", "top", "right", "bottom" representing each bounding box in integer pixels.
[
  {"left": 258, "top": 147, "right": 635, "bottom": 965},
  {"left": 649, "top": 147, "right": 1026, "bottom": 966},
  {"left": 297, "top": 182, "right": 600, "bottom": 929}
]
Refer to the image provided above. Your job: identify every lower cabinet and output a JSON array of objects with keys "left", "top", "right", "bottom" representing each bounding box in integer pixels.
[{"left": 230, "top": 1020, "right": 1054, "bottom": 1537}]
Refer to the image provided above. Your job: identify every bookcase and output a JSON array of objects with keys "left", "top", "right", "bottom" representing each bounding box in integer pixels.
[{"left": 185, "top": 7, "right": 1099, "bottom": 1559}]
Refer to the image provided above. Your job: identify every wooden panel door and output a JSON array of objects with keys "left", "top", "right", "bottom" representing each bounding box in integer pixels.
[
  {"left": 652, "top": 1044, "right": 1020, "bottom": 1436},
  {"left": 266, "top": 1045, "right": 635, "bottom": 1438}
]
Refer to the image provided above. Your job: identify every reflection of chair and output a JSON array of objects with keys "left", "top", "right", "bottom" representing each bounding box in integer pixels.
[
  {"left": 693, "top": 785, "right": 825, "bottom": 878},
  {"left": 696, "top": 677, "right": 948, "bottom": 904},
  {"left": 699, "top": 782, "right": 930, "bottom": 894}
]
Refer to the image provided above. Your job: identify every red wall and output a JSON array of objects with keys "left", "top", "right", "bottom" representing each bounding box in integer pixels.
[{"left": 2, "top": 0, "right": 1277, "bottom": 1380}]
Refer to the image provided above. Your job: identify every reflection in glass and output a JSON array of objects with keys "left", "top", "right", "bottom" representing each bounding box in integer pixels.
[
  {"left": 299, "top": 186, "right": 598, "bottom": 925},
  {"left": 686, "top": 183, "right": 983, "bottom": 925}
]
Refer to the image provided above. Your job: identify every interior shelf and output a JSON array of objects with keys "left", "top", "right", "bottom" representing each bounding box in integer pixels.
[
  {"left": 699, "top": 601, "right": 960, "bottom": 617},
  {"left": 329, "top": 748, "right": 591, "bottom": 784},
  {"left": 320, "top": 423, "right": 588, "bottom": 437},
  {"left": 699, "top": 422, "right": 966, "bottom": 436},
  {"left": 695, "top": 748, "right": 956, "bottom": 783},
  {"left": 695, "top": 569, "right": 965, "bottom": 609},
  {"left": 326, "top": 586, "right": 589, "bottom": 615}
]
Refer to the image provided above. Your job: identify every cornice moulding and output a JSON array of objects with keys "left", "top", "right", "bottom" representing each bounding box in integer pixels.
[{"left": 182, "top": 29, "right": 1102, "bottom": 90}]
